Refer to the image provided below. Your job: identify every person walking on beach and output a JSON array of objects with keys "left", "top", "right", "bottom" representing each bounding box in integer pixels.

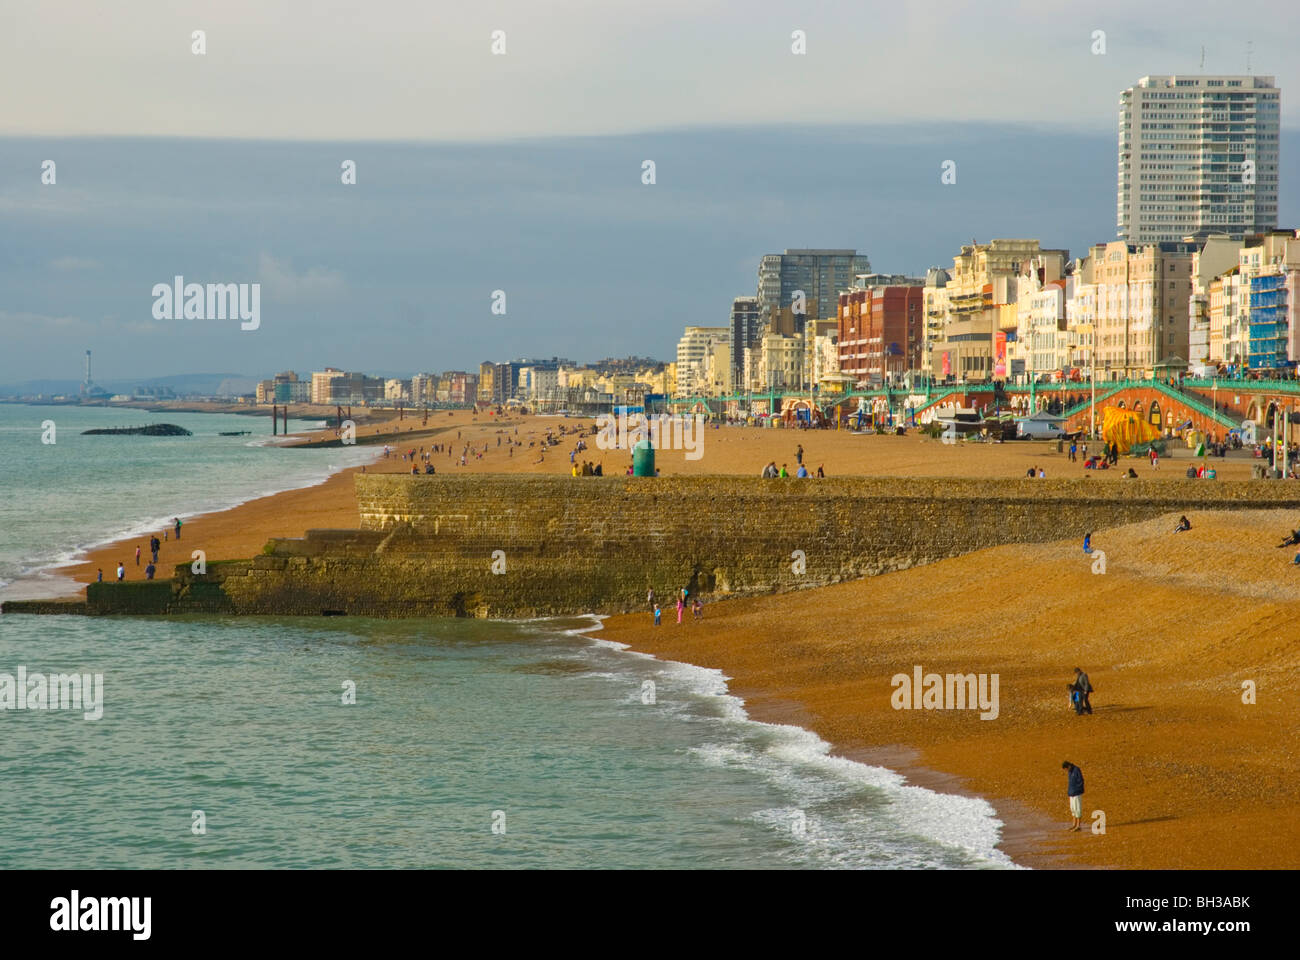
[
  {"left": 692, "top": 597, "right": 703, "bottom": 621},
  {"left": 1073, "top": 667, "right": 1094, "bottom": 715},
  {"left": 1062, "top": 761, "right": 1085, "bottom": 832},
  {"left": 795, "top": 444, "right": 804, "bottom": 466},
  {"left": 145, "top": 561, "right": 156, "bottom": 580},
  {"left": 97, "top": 568, "right": 103, "bottom": 583},
  {"left": 135, "top": 545, "right": 141, "bottom": 566},
  {"left": 653, "top": 604, "right": 661, "bottom": 626},
  {"left": 1069, "top": 440, "right": 1077, "bottom": 462},
  {"left": 116, "top": 562, "right": 125, "bottom": 582},
  {"left": 150, "top": 536, "right": 160, "bottom": 563},
  {"left": 174, "top": 517, "right": 182, "bottom": 540},
  {"left": 676, "top": 594, "right": 684, "bottom": 624},
  {"left": 1150, "top": 446, "right": 1159, "bottom": 470}
]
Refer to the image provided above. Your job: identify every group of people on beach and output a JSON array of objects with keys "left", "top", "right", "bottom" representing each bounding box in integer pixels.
[
  {"left": 760, "top": 446, "right": 826, "bottom": 478},
  {"left": 648, "top": 587, "right": 702, "bottom": 625},
  {"left": 97, "top": 518, "right": 181, "bottom": 584}
]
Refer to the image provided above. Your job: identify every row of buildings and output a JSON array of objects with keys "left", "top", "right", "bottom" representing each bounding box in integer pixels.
[
  {"left": 672, "top": 230, "right": 1300, "bottom": 397},
  {"left": 671, "top": 74, "right": 1288, "bottom": 396},
  {"left": 253, "top": 357, "right": 674, "bottom": 409}
]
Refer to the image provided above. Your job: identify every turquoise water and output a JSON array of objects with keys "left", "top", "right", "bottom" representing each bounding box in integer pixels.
[
  {"left": 0, "top": 404, "right": 1015, "bottom": 869},
  {"left": 0, "top": 404, "right": 374, "bottom": 598}
]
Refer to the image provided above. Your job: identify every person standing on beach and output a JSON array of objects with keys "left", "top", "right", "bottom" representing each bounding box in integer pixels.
[
  {"left": 676, "top": 594, "right": 684, "bottom": 624},
  {"left": 174, "top": 517, "right": 182, "bottom": 540},
  {"left": 1062, "top": 761, "right": 1085, "bottom": 831},
  {"left": 97, "top": 568, "right": 103, "bottom": 583},
  {"left": 1073, "top": 667, "right": 1094, "bottom": 714},
  {"left": 653, "top": 604, "right": 661, "bottom": 626},
  {"left": 145, "top": 561, "right": 156, "bottom": 580},
  {"left": 795, "top": 444, "right": 804, "bottom": 466},
  {"left": 116, "top": 562, "right": 125, "bottom": 582},
  {"left": 135, "top": 545, "right": 141, "bottom": 566},
  {"left": 151, "top": 536, "right": 160, "bottom": 563}
]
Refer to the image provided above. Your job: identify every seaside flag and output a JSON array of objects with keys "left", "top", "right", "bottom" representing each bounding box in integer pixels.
[{"left": 1195, "top": 438, "right": 1206, "bottom": 457}]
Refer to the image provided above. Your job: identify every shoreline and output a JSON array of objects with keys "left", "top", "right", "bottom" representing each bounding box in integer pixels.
[
  {"left": 5, "top": 417, "right": 1295, "bottom": 871},
  {"left": 592, "top": 507, "right": 1300, "bottom": 871}
]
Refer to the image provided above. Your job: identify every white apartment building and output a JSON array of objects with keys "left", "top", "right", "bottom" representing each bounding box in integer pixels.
[
  {"left": 1118, "top": 75, "right": 1280, "bottom": 243},
  {"left": 310, "top": 368, "right": 345, "bottom": 405},
  {"left": 759, "top": 333, "right": 804, "bottom": 390},
  {"left": 674, "top": 326, "right": 729, "bottom": 396}
]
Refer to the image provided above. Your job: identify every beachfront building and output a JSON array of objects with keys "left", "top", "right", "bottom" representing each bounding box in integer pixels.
[
  {"left": 310, "top": 367, "right": 345, "bottom": 405},
  {"left": 920, "top": 268, "right": 951, "bottom": 377},
  {"left": 410, "top": 373, "right": 437, "bottom": 406},
  {"left": 729, "top": 296, "right": 762, "bottom": 393},
  {"left": 384, "top": 378, "right": 409, "bottom": 401},
  {"left": 801, "top": 318, "right": 839, "bottom": 390},
  {"left": 836, "top": 276, "right": 924, "bottom": 387},
  {"left": 255, "top": 379, "right": 275, "bottom": 404},
  {"left": 327, "top": 372, "right": 384, "bottom": 405},
  {"left": 1234, "top": 231, "right": 1300, "bottom": 371},
  {"left": 757, "top": 249, "right": 872, "bottom": 331},
  {"left": 1188, "top": 236, "right": 1246, "bottom": 372},
  {"left": 1065, "top": 258, "right": 1098, "bottom": 379},
  {"left": 1118, "top": 75, "right": 1281, "bottom": 244},
  {"left": 931, "top": 240, "right": 1067, "bottom": 383},
  {"left": 758, "top": 332, "right": 804, "bottom": 391},
  {"left": 1016, "top": 275, "right": 1073, "bottom": 379},
  {"left": 699, "top": 341, "right": 732, "bottom": 396},
  {"left": 1088, "top": 240, "right": 1196, "bottom": 379},
  {"left": 674, "top": 326, "right": 729, "bottom": 397},
  {"left": 517, "top": 365, "right": 559, "bottom": 401}
]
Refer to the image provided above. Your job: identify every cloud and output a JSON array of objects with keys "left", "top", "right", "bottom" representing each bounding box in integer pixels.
[{"left": 257, "top": 253, "right": 345, "bottom": 303}]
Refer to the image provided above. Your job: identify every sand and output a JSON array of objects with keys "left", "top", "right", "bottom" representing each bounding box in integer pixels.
[
  {"left": 32, "top": 409, "right": 1299, "bottom": 869},
  {"left": 596, "top": 507, "right": 1300, "bottom": 869}
]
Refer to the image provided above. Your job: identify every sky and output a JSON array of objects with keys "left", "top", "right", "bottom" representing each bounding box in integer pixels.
[{"left": 2, "top": 0, "right": 1298, "bottom": 386}]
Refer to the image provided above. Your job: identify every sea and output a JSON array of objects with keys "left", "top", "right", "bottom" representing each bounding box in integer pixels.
[{"left": 0, "top": 404, "right": 1017, "bottom": 869}]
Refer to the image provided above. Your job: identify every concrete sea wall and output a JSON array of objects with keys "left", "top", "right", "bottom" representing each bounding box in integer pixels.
[{"left": 9, "top": 475, "right": 1300, "bottom": 618}]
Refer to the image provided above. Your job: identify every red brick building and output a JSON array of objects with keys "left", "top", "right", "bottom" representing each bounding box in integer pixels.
[{"left": 837, "top": 283, "right": 924, "bottom": 386}]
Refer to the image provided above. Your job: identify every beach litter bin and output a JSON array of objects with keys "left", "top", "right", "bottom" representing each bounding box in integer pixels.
[{"left": 632, "top": 440, "right": 655, "bottom": 477}]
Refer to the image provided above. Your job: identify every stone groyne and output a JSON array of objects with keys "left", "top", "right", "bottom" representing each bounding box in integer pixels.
[{"left": 7, "top": 474, "right": 1300, "bottom": 618}]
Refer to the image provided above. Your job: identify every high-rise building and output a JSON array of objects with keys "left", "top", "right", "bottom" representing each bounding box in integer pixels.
[
  {"left": 757, "top": 249, "right": 872, "bottom": 330},
  {"left": 1118, "top": 75, "right": 1280, "bottom": 243},
  {"left": 729, "top": 296, "right": 761, "bottom": 391}
]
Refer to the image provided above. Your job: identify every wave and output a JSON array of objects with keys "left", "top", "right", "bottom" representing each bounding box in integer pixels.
[{"left": 562, "top": 620, "right": 1020, "bottom": 869}]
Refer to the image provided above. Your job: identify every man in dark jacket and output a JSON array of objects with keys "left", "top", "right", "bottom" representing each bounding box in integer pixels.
[{"left": 1062, "top": 761, "right": 1085, "bottom": 831}]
